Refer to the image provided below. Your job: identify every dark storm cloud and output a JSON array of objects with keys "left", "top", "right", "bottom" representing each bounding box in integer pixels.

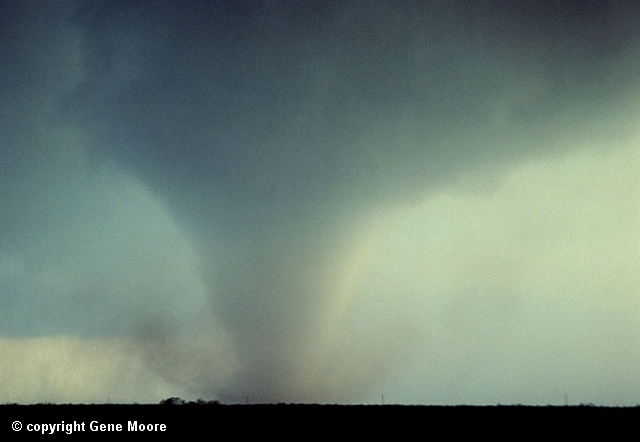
[
  {"left": 1, "top": 1, "right": 638, "bottom": 403},
  {"left": 63, "top": 0, "right": 639, "bottom": 225}
]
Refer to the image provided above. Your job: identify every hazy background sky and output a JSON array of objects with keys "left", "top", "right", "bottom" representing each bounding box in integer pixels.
[{"left": 0, "top": 0, "right": 638, "bottom": 405}]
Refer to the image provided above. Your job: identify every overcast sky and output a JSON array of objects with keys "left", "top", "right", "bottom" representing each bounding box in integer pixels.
[{"left": 0, "top": 0, "right": 638, "bottom": 405}]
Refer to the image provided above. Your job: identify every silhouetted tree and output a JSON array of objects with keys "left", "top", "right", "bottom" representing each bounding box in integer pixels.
[{"left": 160, "top": 397, "right": 185, "bottom": 405}]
